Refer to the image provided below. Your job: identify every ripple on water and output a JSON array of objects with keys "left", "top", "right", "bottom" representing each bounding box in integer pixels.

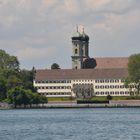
[{"left": 0, "top": 108, "right": 140, "bottom": 140}]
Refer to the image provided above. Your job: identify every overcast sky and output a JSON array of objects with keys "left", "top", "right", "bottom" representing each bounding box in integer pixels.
[{"left": 0, "top": 0, "right": 140, "bottom": 69}]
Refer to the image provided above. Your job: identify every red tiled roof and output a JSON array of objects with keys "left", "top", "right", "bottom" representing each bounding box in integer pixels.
[
  {"left": 95, "top": 57, "right": 128, "bottom": 69},
  {"left": 35, "top": 68, "right": 128, "bottom": 81}
]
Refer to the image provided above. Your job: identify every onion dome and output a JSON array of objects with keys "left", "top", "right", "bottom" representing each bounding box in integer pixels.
[
  {"left": 72, "top": 26, "right": 82, "bottom": 40},
  {"left": 83, "top": 58, "right": 97, "bottom": 69},
  {"left": 81, "top": 28, "right": 89, "bottom": 41}
]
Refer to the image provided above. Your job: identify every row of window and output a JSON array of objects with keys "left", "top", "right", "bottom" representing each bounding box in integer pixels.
[
  {"left": 36, "top": 79, "right": 126, "bottom": 84},
  {"left": 73, "top": 80, "right": 93, "bottom": 82},
  {"left": 36, "top": 80, "right": 71, "bottom": 84},
  {"left": 95, "top": 79, "right": 125, "bottom": 83},
  {"left": 95, "top": 91, "right": 130, "bottom": 95},
  {"left": 41, "top": 92, "right": 71, "bottom": 96},
  {"left": 95, "top": 85, "right": 125, "bottom": 89},
  {"left": 36, "top": 80, "right": 94, "bottom": 83},
  {"left": 37, "top": 86, "right": 71, "bottom": 90},
  {"left": 95, "top": 85, "right": 136, "bottom": 89}
]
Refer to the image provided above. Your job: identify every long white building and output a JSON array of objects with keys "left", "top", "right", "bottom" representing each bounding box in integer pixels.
[{"left": 34, "top": 63, "right": 136, "bottom": 97}]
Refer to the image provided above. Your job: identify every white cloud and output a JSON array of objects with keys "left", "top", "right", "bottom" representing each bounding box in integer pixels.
[
  {"left": 64, "top": 0, "right": 80, "bottom": 15},
  {"left": 83, "top": 0, "right": 111, "bottom": 10},
  {"left": 15, "top": 47, "right": 54, "bottom": 61},
  {"left": 41, "top": 0, "right": 57, "bottom": 8}
]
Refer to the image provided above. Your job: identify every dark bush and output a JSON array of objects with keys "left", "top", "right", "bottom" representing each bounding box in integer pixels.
[
  {"left": 77, "top": 100, "right": 109, "bottom": 104},
  {"left": 106, "top": 95, "right": 112, "bottom": 101}
]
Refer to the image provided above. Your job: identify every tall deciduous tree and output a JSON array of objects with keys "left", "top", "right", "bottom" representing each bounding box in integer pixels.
[
  {"left": 0, "top": 76, "right": 6, "bottom": 100},
  {"left": 0, "top": 49, "right": 19, "bottom": 70},
  {"left": 0, "top": 49, "right": 46, "bottom": 104},
  {"left": 20, "top": 69, "right": 36, "bottom": 92},
  {"left": 127, "top": 53, "right": 140, "bottom": 95}
]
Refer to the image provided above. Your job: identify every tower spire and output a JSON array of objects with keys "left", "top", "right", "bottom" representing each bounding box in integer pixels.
[
  {"left": 82, "top": 26, "right": 84, "bottom": 33},
  {"left": 71, "top": 26, "right": 89, "bottom": 69},
  {"left": 76, "top": 25, "right": 78, "bottom": 32}
]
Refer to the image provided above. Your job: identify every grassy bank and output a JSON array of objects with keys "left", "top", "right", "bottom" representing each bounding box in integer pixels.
[
  {"left": 47, "top": 97, "right": 75, "bottom": 101},
  {"left": 47, "top": 96, "right": 140, "bottom": 102},
  {"left": 91, "top": 96, "right": 140, "bottom": 101}
]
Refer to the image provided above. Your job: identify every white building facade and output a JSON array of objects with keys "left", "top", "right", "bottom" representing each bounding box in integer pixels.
[{"left": 34, "top": 68, "right": 136, "bottom": 97}]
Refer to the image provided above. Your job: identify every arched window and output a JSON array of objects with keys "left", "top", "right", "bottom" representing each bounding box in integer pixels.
[{"left": 75, "top": 49, "right": 78, "bottom": 54}]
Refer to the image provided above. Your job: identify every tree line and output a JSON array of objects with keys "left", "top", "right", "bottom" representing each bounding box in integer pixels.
[
  {"left": 125, "top": 53, "right": 140, "bottom": 96},
  {"left": 0, "top": 49, "right": 48, "bottom": 108}
]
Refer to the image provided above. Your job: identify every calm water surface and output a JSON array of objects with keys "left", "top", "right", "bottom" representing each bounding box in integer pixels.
[{"left": 0, "top": 108, "right": 140, "bottom": 140}]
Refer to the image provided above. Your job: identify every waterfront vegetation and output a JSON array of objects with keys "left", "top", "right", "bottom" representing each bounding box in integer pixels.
[
  {"left": 0, "top": 49, "right": 48, "bottom": 108},
  {"left": 125, "top": 53, "right": 140, "bottom": 95}
]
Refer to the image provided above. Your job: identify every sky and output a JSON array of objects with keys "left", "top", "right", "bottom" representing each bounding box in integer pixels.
[{"left": 0, "top": 0, "right": 140, "bottom": 70}]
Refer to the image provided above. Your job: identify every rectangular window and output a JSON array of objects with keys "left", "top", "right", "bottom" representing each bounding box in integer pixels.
[
  {"left": 95, "top": 92, "right": 99, "bottom": 95},
  {"left": 121, "top": 79, "right": 125, "bottom": 83},
  {"left": 105, "top": 85, "right": 109, "bottom": 89},
  {"left": 101, "top": 92, "right": 104, "bottom": 95},
  {"left": 105, "top": 92, "right": 109, "bottom": 95},
  {"left": 120, "top": 91, "right": 124, "bottom": 94},
  {"left": 115, "top": 79, "right": 119, "bottom": 83},
  {"left": 110, "top": 85, "right": 114, "bottom": 89},
  {"left": 110, "top": 91, "right": 114, "bottom": 94},
  {"left": 125, "top": 91, "right": 129, "bottom": 94},
  {"left": 120, "top": 85, "right": 125, "bottom": 88},
  {"left": 110, "top": 80, "right": 114, "bottom": 83},
  {"left": 115, "top": 91, "right": 119, "bottom": 95}
]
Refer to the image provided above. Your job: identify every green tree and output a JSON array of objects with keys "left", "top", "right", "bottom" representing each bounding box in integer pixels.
[
  {"left": 39, "top": 95, "right": 48, "bottom": 104},
  {"left": 8, "top": 87, "right": 32, "bottom": 108},
  {"left": 0, "top": 50, "right": 21, "bottom": 101},
  {"left": 106, "top": 95, "right": 112, "bottom": 101},
  {"left": 20, "top": 69, "right": 36, "bottom": 92},
  {"left": 26, "top": 90, "right": 40, "bottom": 106},
  {"left": 0, "top": 49, "right": 40, "bottom": 104},
  {"left": 8, "top": 87, "right": 22, "bottom": 108},
  {"left": 0, "top": 76, "right": 7, "bottom": 100},
  {"left": 51, "top": 63, "right": 60, "bottom": 69},
  {"left": 126, "top": 53, "right": 140, "bottom": 95},
  {"left": 6, "top": 75, "right": 22, "bottom": 91},
  {"left": 0, "top": 49, "right": 19, "bottom": 70},
  {"left": 8, "top": 87, "right": 48, "bottom": 108}
]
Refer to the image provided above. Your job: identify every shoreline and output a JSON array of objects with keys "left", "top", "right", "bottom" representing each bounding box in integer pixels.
[
  {"left": 2, "top": 104, "right": 140, "bottom": 109},
  {"left": 1, "top": 100, "right": 140, "bottom": 109}
]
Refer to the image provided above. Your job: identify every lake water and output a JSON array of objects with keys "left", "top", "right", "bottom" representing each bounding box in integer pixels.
[{"left": 0, "top": 108, "right": 140, "bottom": 140}]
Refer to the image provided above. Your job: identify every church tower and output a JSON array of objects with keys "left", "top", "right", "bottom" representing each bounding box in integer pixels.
[{"left": 71, "top": 26, "right": 89, "bottom": 69}]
